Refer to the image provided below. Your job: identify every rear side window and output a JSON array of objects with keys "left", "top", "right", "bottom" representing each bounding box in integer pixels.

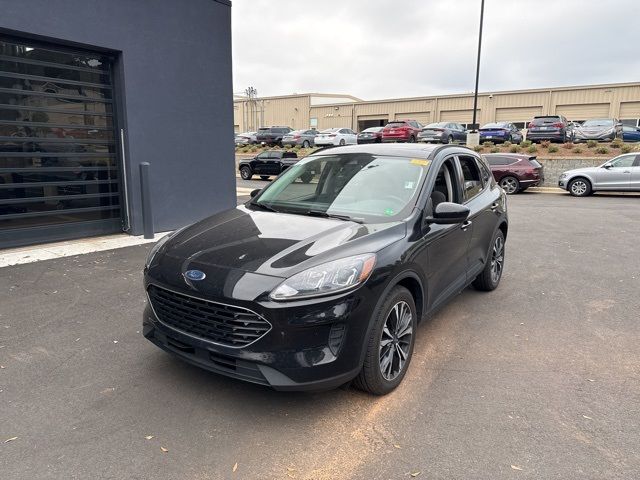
[
  {"left": 529, "top": 158, "right": 542, "bottom": 168},
  {"left": 459, "top": 156, "right": 483, "bottom": 200},
  {"left": 486, "top": 156, "right": 515, "bottom": 166}
]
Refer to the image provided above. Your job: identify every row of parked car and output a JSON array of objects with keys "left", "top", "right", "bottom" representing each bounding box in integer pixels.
[{"left": 236, "top": 117, "right": 640, "bottom": 148}]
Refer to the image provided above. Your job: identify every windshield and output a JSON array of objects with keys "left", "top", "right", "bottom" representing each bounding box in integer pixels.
[
  {"left": 424, "top": 123, "right": 447, "bottom": 129},
  {"left": 385, "top": 122, "right": 406, "bottom": 128},
  {"left": 320, "top": 128, "right": 340, "bottom": 134},
  {"left": 250, "top": 153, "right": 429, "bottom": 222},
  {"left": 581, "top": 119, "right": 614, "bottom": 127},
  {"left": 481, "top": 123, "right": 506, "bottom": 129},
  {"left": 362, "top": 127, "right": 383, "bottom": 133}
]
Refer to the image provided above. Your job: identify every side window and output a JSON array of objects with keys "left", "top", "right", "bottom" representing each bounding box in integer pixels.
[
  {"left": 458, "top": 156, "right": 483, "bottom": 200},
  {"left": 477, "top": 158, "right": 492, "bottom": 184},
  {"left": 256, "top": 152, "right": 268, "bottom": 160},
  {"left": 633, "top": 156, "right": 640, "bottom": 167},
  {"left": 610, "top": 155, "right": 636, "bottom": 168},
  {"left": 429, "top": 159, "right": 460, "bottom": 213}
]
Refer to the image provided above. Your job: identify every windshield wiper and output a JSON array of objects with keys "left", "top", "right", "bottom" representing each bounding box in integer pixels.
[
  {"left": 304, "top": 210, "right": 364, "bottom": 223},
  {"left": 249, "top": 201, "right": 279, "bottom": 213}
]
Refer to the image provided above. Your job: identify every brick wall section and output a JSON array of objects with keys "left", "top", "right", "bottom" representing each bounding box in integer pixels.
[{"left": 537, "top": 158, "right": 603, "bottom": 187}]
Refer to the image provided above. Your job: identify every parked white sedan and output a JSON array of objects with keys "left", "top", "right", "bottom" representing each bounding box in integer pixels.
[
  {"left": 558, "top": 153, "right": 640, "bottom": 196},
  {"left": 314, "top": 128, "right": 357, "bottom": 146}
]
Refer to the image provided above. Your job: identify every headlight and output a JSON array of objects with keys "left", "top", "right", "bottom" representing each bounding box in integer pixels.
[
  {"left": 270, "top": 254, "right": 376, "bottom": 301},
  {"left": 559, "top": 173, "right": 567, "bottom": 179},
  {"left": 145, "top": 226, "right": 188, "bottom": 268}
]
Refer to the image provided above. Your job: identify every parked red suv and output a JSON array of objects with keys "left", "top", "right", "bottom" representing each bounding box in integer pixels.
[
  {"left": 483, "top": 153, "right": 545, "bottom": 194},
  {"left": 382, "top": 120, "right": 423, "bottom": 143}
]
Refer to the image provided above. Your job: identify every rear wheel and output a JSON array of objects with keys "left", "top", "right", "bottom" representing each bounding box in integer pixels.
[
  {"left": 408, "top": 135, "right": 416, "bottom": 143},
  {"left": 354, "top": 286, "right": 417, "bottom": 395},
  {"left": 339, "top": 139, "right": 346, "bottom": 146},
  {"left": 499, "top": 176, "right": 520, "bottom": 194},
  {"left": 260, "top": 175, "right": 270, "bottom": 181},
  {"left": 300, "top": 172, "right": 313, "bottom": 183},
  {"left": 240, "top": 166, "right": 252, "bottom": 180},
  {"left": 302, "top": 140, "right": 310, "bottom": 148},
  {"left": 568, "top": 177, "right": 591, "bottom": 197},
  {"left": 445, "top": 135, "right": 453, "bottom": 144},
  {"left": 473, "top": 229, "right": 505, "bottom": 291}
]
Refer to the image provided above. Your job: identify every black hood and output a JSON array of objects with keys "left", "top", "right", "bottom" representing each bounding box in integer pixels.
[{"left": 160, "top": 205, "right": 406, "bottom": 278}]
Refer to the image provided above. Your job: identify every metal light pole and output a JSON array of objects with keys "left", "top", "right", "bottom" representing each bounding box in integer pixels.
[
  {"left": 468, "top": 0, "right": 485, "bottom": 146},
  {"left": 471, "top": 0, "right": 485, "bottom": 133}
]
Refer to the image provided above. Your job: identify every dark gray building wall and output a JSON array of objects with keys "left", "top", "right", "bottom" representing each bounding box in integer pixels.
[{"left": 1, "top": 0, "right": 236, "bottom": 235}]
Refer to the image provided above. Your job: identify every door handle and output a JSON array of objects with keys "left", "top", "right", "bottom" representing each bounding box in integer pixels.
[
  {"left": 623, "top": 170, "right": 631, "bottom": 173},
  {"left": 461, "top": 220, "right": 472, "bottom": 231},
  {"left": 490, "top": 202, "right": 499, "bottom": 211}
]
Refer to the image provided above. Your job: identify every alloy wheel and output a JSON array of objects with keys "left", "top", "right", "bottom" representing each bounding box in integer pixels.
[
  {"left": 490, "top": 235, "right": 504, "bottom": 284},
  {"left": 571, "top": 180, "right": 588, "bottom": 196},
  {"left": 499, "top": 177, "right": 519, "bottom": 194},
  {"left": 379, "top": 301, "right": 413, "bottom": 381}
]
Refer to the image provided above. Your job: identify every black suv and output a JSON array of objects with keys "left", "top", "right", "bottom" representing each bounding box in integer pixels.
[
  {"left": 238, "top": 150, "right": 300, "bottom": 180},
  {"left": 143, "top": 144, "right": 508, "bottom": 395},
  {"left": 526, "top": 115, "right": 572, "bottom": 143},
  {"left": 255, "top": 126, "right": 292, "bottom": 146}
]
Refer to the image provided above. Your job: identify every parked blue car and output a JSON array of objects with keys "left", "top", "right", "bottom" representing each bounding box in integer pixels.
[
  {"left": 479, "top": 122, "right": 523, "bottom": 143},
  {"left": 622, "top": 125, "right": 640, "bottom": 142}
]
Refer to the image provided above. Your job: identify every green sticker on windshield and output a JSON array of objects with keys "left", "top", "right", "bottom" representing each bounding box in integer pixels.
[{"left": 384, "top": 208, "right": 395, "bottom": 216}]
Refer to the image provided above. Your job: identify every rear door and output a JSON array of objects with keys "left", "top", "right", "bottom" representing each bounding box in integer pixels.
[{"left": 265, "top": 152, "right": 282, "bottom": 175}]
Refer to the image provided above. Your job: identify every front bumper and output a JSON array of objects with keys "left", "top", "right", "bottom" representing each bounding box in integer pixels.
[
  {"left": 142, "top": 280, "right": 375, "bottom": 391},
  {"left": 574, "top": 132, "right": 616, "bottom": 142}
]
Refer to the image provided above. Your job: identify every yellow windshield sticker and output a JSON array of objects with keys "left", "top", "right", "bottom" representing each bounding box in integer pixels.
[{"left": 410, "top": 159, "right": 430, "bottom": 166}]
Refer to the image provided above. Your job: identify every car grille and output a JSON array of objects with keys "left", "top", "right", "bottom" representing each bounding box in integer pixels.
[{"left": 147, "top": 285, "right": 271, "bottom": 348}]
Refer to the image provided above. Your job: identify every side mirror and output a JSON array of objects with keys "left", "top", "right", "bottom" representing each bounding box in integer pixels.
[
  {"left": 425, "top": 202, "right": 470, "bottom": 225},
  {"left": 250, "top": 189, "right": 261, "bottom": 198},
  {"left": 603, "top": 164, "right": 612, "bottom": 169}
]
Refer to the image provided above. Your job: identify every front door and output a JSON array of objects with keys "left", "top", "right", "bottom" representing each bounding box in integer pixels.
[
  {"left": 252, "top": 152, "right": 269, "bottom": 174},
  {"left": 417, "top": 157, "right": 472, "bottom": 311},
  {"left": 595, "top": 154, "right": 634, "bottom": 190},
  {"left": 629, "top": 155, "right": 640, "bottom": 190}
]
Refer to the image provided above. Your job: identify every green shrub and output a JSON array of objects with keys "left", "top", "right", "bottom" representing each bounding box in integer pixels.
[
  {"left": 595, "top": 146, "right": 609, "bottom": 154},
  {"left": 562, "top": 142, "right": 574, "bottom": 149},
  {"left": 473, "top": 145, "right": 485, "bottom": 152},
  {"left": 509, "top": 145, "right": 521, "bottom": 153},
  {"left": 482, "top": 141, "right": 494, "bottom": 148},
  {"left": 586, "top": 140, "right": 598, "bottom": 148},
  {"left": 610, "top": 138, "right": 623, "bottom": 149},
  {"left": 490, "top": 147, "right": 500, "bottom": 153},
  {"left": 548, "top": 145, "right": 559, "bottom": 153},
  {"left": 503, "top": 141, "right": 512, "bottom": 147},
  {"left": 540, "top": 140, "right": 551, "bottom": 149},
  {"left": 572, "top": 147, "right": 583, "bottom": 154},
  {"left": 620, "top": 144, "right": 633, "bottom": 154},
  {"left": 520, "top": 140, "right": 532, "bottom": 148},
  {"left": 249, "top": 146, "right": 258, "bottom": 152},
  {"left": 527, "top": 145, "right": 538, "bottom": 153}
]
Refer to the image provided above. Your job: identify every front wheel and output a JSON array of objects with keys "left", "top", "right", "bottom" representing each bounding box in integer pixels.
[
  {"left": 354, "top": 286, "right": 417, "bottom": 395},
  {"left": 499, "top": 176, "right": 520, "bottom": 194},
  {"left": 302, "top": 140, "right": 310, "bottom": 148},
  {"left": 408, "top": 135, "right": 416, "bottom": 143},
  {"left": 339, "top": 139, "right": 346, "bottom": 146},
  {"left": 568, "top": 177, "right": 591, "bottom": 197},
  {"left": 473, "top": 229, "right": 505, "bottom": 291},
  {"left": 240, "top": 166, "right": 252, "bottom": 180},
  {"left": 444, "top": 135, "right": 453, "bottom": 144}
]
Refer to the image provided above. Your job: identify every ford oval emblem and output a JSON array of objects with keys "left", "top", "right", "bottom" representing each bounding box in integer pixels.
[{"left": 184, "top": 270, "right": 206, "bottom": 281}]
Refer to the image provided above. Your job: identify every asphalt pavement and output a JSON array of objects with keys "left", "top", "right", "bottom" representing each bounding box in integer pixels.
[{"left": 1, "top": 191, "right": 639, "bottom": 479}]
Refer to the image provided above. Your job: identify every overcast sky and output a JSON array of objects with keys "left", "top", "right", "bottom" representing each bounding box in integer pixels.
[{"left": 232, "top": 0, "right": 640, "bottom": 100}]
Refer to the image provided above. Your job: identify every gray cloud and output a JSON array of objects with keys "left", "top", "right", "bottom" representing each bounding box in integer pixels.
[{"left": 232, "top": 0, "right": 640, "bottom": 99}]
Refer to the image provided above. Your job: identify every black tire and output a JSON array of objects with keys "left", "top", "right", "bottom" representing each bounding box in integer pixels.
[
  {"left": 408, "top": 135, "right": 416, "bottom": 143},
  {"left": 568, "top": 177, "right": 592, "bottom": 197},
  {"left": 499, "top": 176, "right": 520, "bottom": 195},
  {"left": 473, "top": 229, "right": 505, "bottom": 291},
  {"left": 354, "top": 286, "right": 417, "bottom": 395},
  {"left": 300, "top": 172, "right": 313, "bottom": 183},
  {"left": 302, "top": 140, "right": 310, "bottom": 148},
  {"left": 240, "top": 166, "right": 252, "bottom": 180},
  {"left": 445, "top": 135, "right": 453, "bottom": 144},
  {"left": 339, "top": 139, "right": 346, "bottom": 146},
  {"left": 260, "top": 175, "right": 270, "bottom": 181},
  {"left": 507, "top": 134, "right": 513, "bottom": 143}
]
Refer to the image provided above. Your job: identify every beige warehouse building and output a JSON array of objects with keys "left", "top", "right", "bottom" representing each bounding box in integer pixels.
[{"left": 234, "top": 81, "right": 640, "bottom": 133}]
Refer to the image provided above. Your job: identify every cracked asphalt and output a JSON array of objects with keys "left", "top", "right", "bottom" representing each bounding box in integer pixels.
[{"left": 1, "top": 191, "right": 639, "bottom": 479}]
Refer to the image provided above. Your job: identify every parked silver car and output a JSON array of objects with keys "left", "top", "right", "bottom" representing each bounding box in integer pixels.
[
  {"left": 281, "top": 129, "right": 317, "bottom": 148},
  {"left": 573, "top": 119, "right": 623, "bottom": 142},
  {"left": 235, "top": 131, "right": 257, "bottom": 145},
  {"left": 558, "top": 153, "right": 640, "bottom": 196}
]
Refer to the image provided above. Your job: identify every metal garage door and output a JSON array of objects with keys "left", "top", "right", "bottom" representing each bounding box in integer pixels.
[
  {"left": 395, "top": 112, "right": 431, "bottom": 125},
  {"left": 556, "top": 103, "right": 610, "bottom": 121},
  {"left": 496, "top": 106, "right": 542, "bottom": 123},
  {"left": 619, "top": 102, "right": 640, "bottom": 119},
  {"left": 440, "top": 109, "right": 477, "bottom": 123},
  {"left": 0, "top": 37, "right": 123, "bottom": 248}
]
